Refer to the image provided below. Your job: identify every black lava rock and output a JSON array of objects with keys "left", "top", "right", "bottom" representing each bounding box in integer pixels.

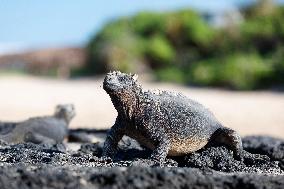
[{"left": 0, "top": 130, "right": 283, "bottom": 189}]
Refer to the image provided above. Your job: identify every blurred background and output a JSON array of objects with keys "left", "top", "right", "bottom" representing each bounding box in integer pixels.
[{"left": 0, "top": 0, "right": 283, "bottom": 137}]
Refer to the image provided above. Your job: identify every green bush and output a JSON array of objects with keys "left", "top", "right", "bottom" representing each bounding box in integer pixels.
[
  {"left": 87, "top": 19, "right": 146, "bottom": 73},
  {"left": 85, "top": 3, "right": 284, "bottom": 90},
  {"left": 131, "top": 12, "right": 166, "bottom": 36},
  {"left": 240, "top": 2, "right": 284, "bottom": 54},
  {"left": 155, "top": 67, "right": 185, "bottom": 83},
  {"left": 188, "top": 54, "right": 272, "bottom": 90},
  {"left": 145, "top": 35, "right": 175, "bottom": 67},
  {"left": 269, "top": 46, "right": 284, "bottom": 83},
  {"left": 187, "top": 59, "right": 220, "bottom": 86},
  {"left": 86, "top": 9, "right": 215, "bottom": 74},
  {"left": 220, "top": 54, "right": 272, "bottom": 90},
  {"left": 181, "top": 12, "right": 215, "bottom": 47},
  {"left": 165, "top": 10, "right": 215, "bottom": 52}
]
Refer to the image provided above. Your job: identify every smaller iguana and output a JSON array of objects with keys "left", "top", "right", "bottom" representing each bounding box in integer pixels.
[
  {"left": 0, "top": 104, "right": 75, "bottom": 144},
  {"left": 102, "top": 71, "right": 243, "bottom": 165}
]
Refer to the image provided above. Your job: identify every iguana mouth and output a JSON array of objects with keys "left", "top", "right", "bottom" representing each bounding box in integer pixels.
[{"left": 103, "top": 84, "right": 119, "bottom": 94}]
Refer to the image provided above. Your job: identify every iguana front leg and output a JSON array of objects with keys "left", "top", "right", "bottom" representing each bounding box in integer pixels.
[
  {"left": 102, "top": 117, "right": 125, "bottom": 158},
  {"left": 151, "top": 137, "right": 171, "bottom": 165}
]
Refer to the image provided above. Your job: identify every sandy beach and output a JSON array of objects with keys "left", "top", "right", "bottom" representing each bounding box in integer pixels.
[{"left": 0, "top": 75, "right": 283, "bottom": 138}]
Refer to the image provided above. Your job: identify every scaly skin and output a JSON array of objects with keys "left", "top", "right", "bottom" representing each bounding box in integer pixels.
[
  {"left": 0, "top": 104, "right": 75, "bottom": 144},
  {"left": 102, "top": 71, "right": 243, "bottom": 165}
]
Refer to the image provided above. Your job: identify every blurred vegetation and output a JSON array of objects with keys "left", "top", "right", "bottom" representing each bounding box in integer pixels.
[{"left": 86, "top": 0, "right": 284, "bottom": 90}]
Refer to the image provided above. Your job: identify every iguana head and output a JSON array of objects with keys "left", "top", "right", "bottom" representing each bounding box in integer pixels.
[
  {"left": 54, "top": 104, "right": 76, "bottom": 124},
  {"left": 103, "top": 71, "right": 139, "bottom": 94},
  {"left": 103, "top": 71, "right": 140, "bottom": 117}
]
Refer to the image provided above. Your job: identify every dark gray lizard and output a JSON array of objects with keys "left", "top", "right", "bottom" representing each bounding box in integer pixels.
[
  {"left": 102, "top": 71, "right": 243, "bottom": 164},
  {"left": 0, "top": 104, "right": 75, "bottom": 144}
]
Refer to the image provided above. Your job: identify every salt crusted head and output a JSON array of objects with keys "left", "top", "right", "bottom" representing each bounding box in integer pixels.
[
  {"left": 54, "top": 104, "right": 76, "bottom": 124},
  {"left": 103, "top": 71, "right": 139, "bottom": 94}
]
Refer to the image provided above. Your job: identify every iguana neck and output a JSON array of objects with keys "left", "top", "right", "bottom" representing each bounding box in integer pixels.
[
  {"left": 109, "top": 89, "right": 140, "bottom": 120},
  {"left": 54, "top": 114, "right": 70, "bottom": 125}
]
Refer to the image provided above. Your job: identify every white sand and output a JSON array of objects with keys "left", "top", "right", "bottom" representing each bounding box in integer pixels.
[{"left": 0, "top": 75, "right": 283, "bottom": 138}]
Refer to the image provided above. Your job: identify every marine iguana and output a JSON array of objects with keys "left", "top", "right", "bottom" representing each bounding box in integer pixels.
[
  {"left": 0, "top": 104, "right": 75, "bottom": 144},
  {"left": 102, "top": 71, "right": 243, "bottom": 164}
]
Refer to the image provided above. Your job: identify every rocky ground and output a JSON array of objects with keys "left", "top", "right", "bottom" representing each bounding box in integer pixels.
[{"left": 0, "top": 129, "right": 282, "bottom": 189}]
